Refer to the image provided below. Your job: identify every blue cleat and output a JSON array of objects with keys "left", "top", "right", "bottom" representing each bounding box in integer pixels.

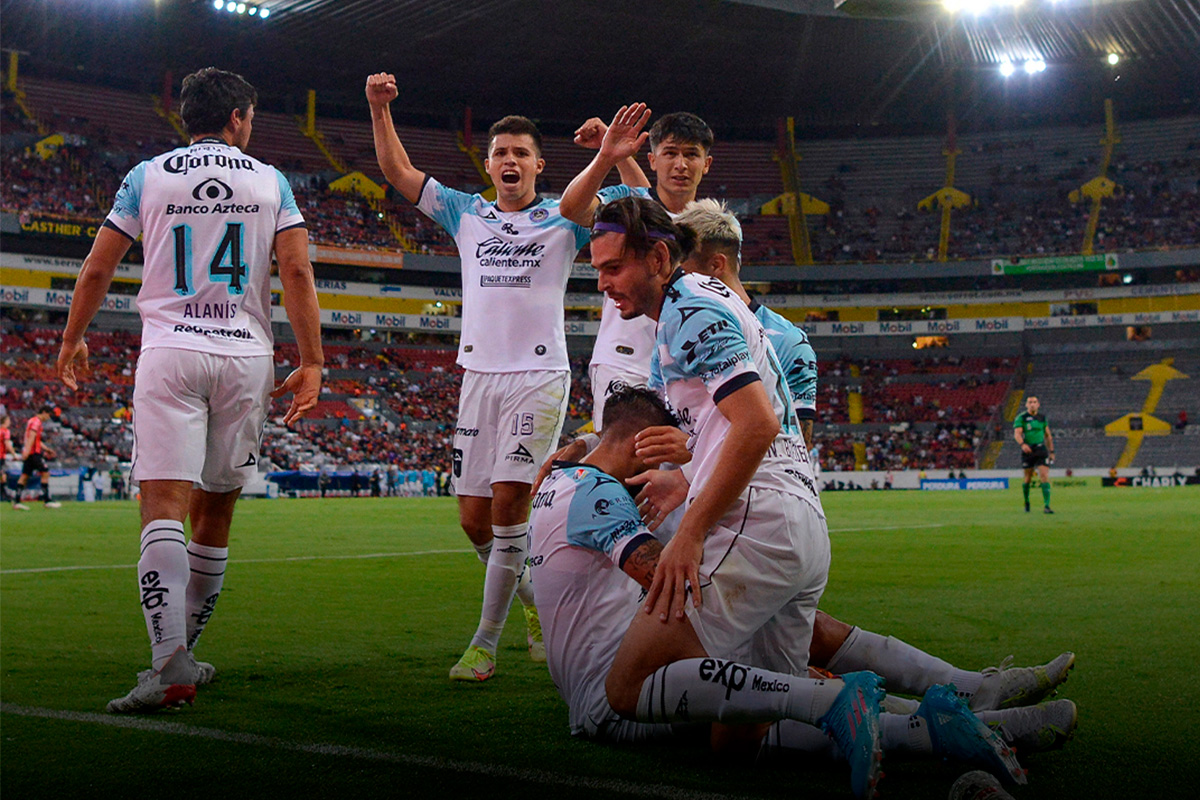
[
  {"left": 818, "top": 670, "right": 885, "bottom": 798},
  {"left": 919, "top": 684, "right": 1027, "bottom": 785}
]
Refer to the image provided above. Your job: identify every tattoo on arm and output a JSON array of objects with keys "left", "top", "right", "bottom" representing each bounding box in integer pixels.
[{"left": 622, "top": 538, "right": 663, "bottom": 590}]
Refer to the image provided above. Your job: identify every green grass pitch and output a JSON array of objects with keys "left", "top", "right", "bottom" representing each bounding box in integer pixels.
[{"left": 2, "top": 484, "right": 1197, "bottom": 798}]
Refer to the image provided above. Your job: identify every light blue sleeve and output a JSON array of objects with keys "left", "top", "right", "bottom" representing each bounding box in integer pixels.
[
  {"left": 415, "top": 177, "right": 477, "bottom": 238},
  {"left": 572, "top": 184, "right": 653, "bottom": 249},
  {"left": 564, "top": 470, "right": 650, "bottom": 561},
  {"left": 106, "top": 160, "right": 148, "bottom": 238},
  {"left": 275, "top": 168, "right": 306, "bottom": 231},
  {"left": 660, "top": 292, "right": 758, "bottom": 399}
]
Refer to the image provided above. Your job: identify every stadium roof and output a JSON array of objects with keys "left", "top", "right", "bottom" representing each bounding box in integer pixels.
[{"left": 2, "top": 0, "right": 1198, "bottom": 137}]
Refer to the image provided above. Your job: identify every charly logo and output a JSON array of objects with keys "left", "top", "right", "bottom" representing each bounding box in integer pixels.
[
  {"left": 140, "top": 570, "right": 169, "bottom": 609},
  {"left": 452, "top": 448, "right": 463, "bottom": 477},
  {"left": 529, "top": 208, "right": 548, "bottom": 222},
  {"left": 192, "top": 177, "right": 234, "bottom": 201}
]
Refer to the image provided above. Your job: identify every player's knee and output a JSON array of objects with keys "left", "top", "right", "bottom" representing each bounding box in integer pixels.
[
  {"left": 604, "top": 670, "right": 641, "bottom": 719},
  {"left": 810, "top": 611, "right": 852, "bottom": 668}
]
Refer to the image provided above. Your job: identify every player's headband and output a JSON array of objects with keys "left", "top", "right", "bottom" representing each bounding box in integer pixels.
[{"left": 591, "top": 221, "right": 676, "bottom": 240}]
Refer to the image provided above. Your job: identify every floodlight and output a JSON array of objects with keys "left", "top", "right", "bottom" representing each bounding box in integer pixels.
[
  {"left": 236, "top": 3, "right": 246, "bottom": 13},
  {"left": 260, "top": 7, "right": 270, "bottom": 18},
  {"left": 226, "top": 1, "right": 236, "bottom": 10},
  {"left": 1107, "top": 53, "right": 1120, "bottom": 66},
  {"left": 1122, "top": 273, "right": 1133, "bottom": 284},
  {"left": 213, "top": 0, "right": 223, "bottom": 8},
  {"left": 248, "top": 5, "right": 257, "bottom": 13},
  {"left": 999, "top": 60, "right": 1015, "bottom": 77}
]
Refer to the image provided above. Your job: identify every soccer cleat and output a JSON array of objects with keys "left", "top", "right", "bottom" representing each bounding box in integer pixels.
[
  {"left": 44, "top": 501, "right": 62, "bottom": 509},
  {"left": 524, "top": 604, "right": 546, "bottom": 663},
  {"left": 139, "top": 658, "right": 215, "bottom": 686},
  {"left": 13, "top": 503, "right": 30, "bottom": 511},
  {"left": 1043, "top": 507, "right": 1054, "bottom": 514},
  {"left": 918, "top": 684, "right": 1026, "bottom": 784},
  {"left": 980, "top": 699, "right": 1078, "bottom": 753},
  {"left": 970, "top": 652, "right": 1075, "bottom": 711},
  {"left": 107, "top": 646, "right": 198, "bottom": 714},
  {"left": 818, "top": 670, "right": 885, "bottom": 799},
  {"left": 449, "top": 645, "right": 495, "bottom": 682},
  {"left": 1024, "top": 501, "right": 1030, "bottom": 513},
  {"left": 948, "top": 770, "right": 1016, "bottom": 800}
]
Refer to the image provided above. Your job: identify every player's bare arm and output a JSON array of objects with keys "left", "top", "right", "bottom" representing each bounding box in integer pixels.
[
  {"left": 643, "top": 381, "right": 780, "bottom": 621},
  {"left": 57, "top": 226, "right": 133, "bottom": 391},
  {"left": 1014, "top": 426, "right": 1031, "bottom": 453},
  {"left": 559, "top": 103, "right": 652, "bottom": 226},
  {"left": 621, "top": 536, "right": 665, "bottom": 590},
  {"left": 1045, "top": 426, "right": 1055, "bottom": 462},
  {"left": 271, "top": 226, "right": 325, "bottom": 424},
  {"left": 366, "top": 72, "right": 427, "bottom": 203}
]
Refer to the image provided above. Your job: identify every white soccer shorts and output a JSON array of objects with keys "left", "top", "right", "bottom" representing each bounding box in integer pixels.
[
  {"left": 685, "top": 488, "right": 831, "bottom": 677},
  {"left": 130, "top": 348, "right": 273, "bottom": 492},
  {"left": 588, "top": 362, "right": 651, "bottom": 433},
  {"left": 451, "top": 369, "right": 569, "bottom": 497}
]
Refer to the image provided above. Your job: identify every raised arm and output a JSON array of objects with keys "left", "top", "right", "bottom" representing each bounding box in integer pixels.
[
  {"left": 559, "top": 104, "right": 652, "bottom": 227},
  {"left": 366, "top": 72, "right": 427, "bottom": 204},
  {"left": 57, "top": 226, "right": 133, "bottom": 391},
  {"left": 271, "top": 226, "right": 324, "bottom": 424}
]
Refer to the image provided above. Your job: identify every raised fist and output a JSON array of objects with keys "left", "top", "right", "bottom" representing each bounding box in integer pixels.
[{"left": 365, "top": 73, "right": 398, "bottom": 107}]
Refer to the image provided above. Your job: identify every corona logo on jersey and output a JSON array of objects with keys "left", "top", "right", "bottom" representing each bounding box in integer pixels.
[{"left": 163, "top": 152, "right": 257, "bottom": 176}]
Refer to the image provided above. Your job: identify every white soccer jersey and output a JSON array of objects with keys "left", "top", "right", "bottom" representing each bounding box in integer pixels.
[
  {"left": 106, "top": 138, "right": 304, "bottom": 357},
  {"left": 589, "top": 186, "right": 657, "bottom": 376},
  {"left": 650, "top": 272, "right": 820, "bottom": 508},
  {"left": 418, "top": 179, "right": 637, "bottom": 373},
  {"left": 528, "top": 461, "right": 655, "bottom": 736}
]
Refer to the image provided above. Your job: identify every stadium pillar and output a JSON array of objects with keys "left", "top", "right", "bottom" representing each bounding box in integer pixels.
[
  {"left": 774, "top": 117, "right": 815, "bottom": 266},
  {"left": 1071, "top": 99, "right": 1121, "bottom": 256},
  {"left": 917, "top": 113, "right": 970, "bottom": 262},
  {"left": 5, "top": 51, "right": 18, "bottom": 93},
  {"left": 304, "top": 89, "right": 317, "bottom": 137}
]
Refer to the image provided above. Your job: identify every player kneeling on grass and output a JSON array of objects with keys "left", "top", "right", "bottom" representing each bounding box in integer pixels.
[
  {"left": 530, "top": 388, "right": 1080, "bottom": 796},
  {"left": 57, "top": 67, "right": 324, "bottom": 714}
]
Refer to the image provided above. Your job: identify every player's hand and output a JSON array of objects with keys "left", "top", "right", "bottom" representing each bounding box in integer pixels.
[
  {"left": 272, "top": 364, "right": 322, "bottom": 425},
  {"left": 626, "top": 467, "right": 688, "bottom": 531},
  {"left": 531, "top": 438, "right": 588, "bottom": 495},
  {"left": 598, "top": 103, "right": 651, "bottom": 165},
  {"left": 365, "top": 73, "right": 398, "bottom": 108},
  {"left": 573, "top": 117, "right": 607, "bottom": 150},
  {"left": 1047, "top": 455, "right": 1055, "bottom": 466},
  {"left": 57, "top": 338, "right": 89, "bottom": 391},
  {"left": 1021, "top": 443, "right": 1032, "bottom": 453},
  {"left": 643, "top": 526, "right": 703, "bottom": 621},
  {"left": 41, "top": 446, "right": 56, "bottom": 461},
  {"left": 634, "top": 425, "right": 691, "bottom": 467}
]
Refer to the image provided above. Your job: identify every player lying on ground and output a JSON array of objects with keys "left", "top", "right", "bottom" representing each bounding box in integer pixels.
[
  {"left": 530, "top": 388, "right": 1077, "bottom": 796},
  {"left": 539, "top": 200, "right": 1075, "bottom": 716},
  {"left": 57, "top": 67, "right": 324, "bottom": 713},
  {"left": 368, "top": 72, "right": 651, "bottom": 681}
]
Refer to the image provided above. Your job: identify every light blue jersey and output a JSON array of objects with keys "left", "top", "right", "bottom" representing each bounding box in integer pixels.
[{"left": 749, "top": 300, "right": 818, "bottom": 420}]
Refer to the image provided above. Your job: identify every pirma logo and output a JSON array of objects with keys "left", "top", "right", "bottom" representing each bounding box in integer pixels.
[{"left": 506, "top": 443, "right": 535, "bottom": 464}]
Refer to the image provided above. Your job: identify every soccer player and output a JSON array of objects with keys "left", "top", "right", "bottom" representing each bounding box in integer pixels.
[
  {"left": 11, "top": 407, "right": 61, "bottom": 510},
  {"left": 1, "top": 414, "right": 13, "bottom": 503},
  {"left": 57, "top": 67, "right": 324, "bottom": 713},
  {"left": 1013, "top": 395, "right": 1055, "bottom": 513},
  {"left": 530, "top": 388, "right": 1067, "bottom": 795},
  {"left": 367, "top": 72, "right": 651, "bottom": 680},
  {"left": 568, "top": 113, "right": 714, "bottom": 430}
]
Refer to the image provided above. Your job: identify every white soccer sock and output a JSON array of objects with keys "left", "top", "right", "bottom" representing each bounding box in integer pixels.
[
  {"left": 185, "top": 541, "right": 227, "bottom": 651},
  {"left": 468, "top": 523, "right": 527, "bottom": 652},
  {"left": 138, "top": 520, "right": 190, "bottom": 671},
  {"left": 472, "top": 540, "right": 492, "bottom": 565},
  {"left": 879, "top": 711, "right": 933, "bottom": 753},
  {"left": 634, "top": 658, "right": 845, "bottom": 726},
  {"left": 514, "top": 561, "right": 535, "bottom": 608},
  {"left": 827, "top": 628, "right": 983, "bottom": 699}
]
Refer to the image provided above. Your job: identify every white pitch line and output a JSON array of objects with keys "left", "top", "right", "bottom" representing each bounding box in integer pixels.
[
  {"left": 828, "top": 523, "right": 947, "bottom": 533},
  {"left": 0, "top": 703, "right": 747, "bottom": 800},
  {"left": 0, "top": 549, "right": 473, "bottom": 575}
]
